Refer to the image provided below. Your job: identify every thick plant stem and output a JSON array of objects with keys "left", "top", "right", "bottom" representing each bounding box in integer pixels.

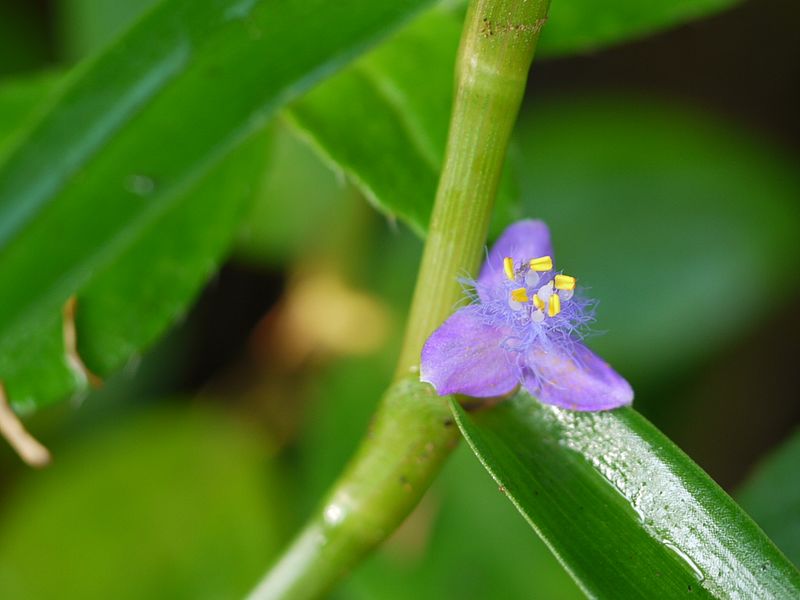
[
  {"left": 249, "top": 1, "right": 549, "bottom": 598},
  {"left": 249, "top": 377, "right": 458, "bottom": 600}
]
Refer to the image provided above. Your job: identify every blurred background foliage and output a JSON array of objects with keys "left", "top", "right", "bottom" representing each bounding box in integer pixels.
[{"left": 0, "top": 0, "right": 798, "bottom": 598}]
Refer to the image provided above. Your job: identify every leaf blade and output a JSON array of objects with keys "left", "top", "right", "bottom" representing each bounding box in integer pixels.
[
  {"left": 452, "top": 394, "right": 800, "bottom": 598},
  {"left": 285, "top": 9, "right": 519, "bottom": 238},
  {"left": 0, "top": 0, "right": 434, "bottom": 410}
]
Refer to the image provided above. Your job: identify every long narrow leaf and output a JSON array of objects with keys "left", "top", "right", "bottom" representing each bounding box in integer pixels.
[
  {"left": 0, "top": 0, "right": 433, "bottom": 411},
  {"left": 452, "top": 394, "right": 800, "bottom": 598}
]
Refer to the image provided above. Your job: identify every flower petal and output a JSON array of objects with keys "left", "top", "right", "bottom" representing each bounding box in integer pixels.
[
  {"left": 478, "top": 220, "right": 554, "bottom": 298},
  {"left": 420, "top": 307, "right": 518, "bottom": 397},
  {"left": 522, "top": 342, "right": 633, "bottom": 411}
]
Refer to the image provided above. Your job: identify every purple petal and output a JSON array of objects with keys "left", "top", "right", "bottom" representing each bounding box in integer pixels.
[
  {"left": 522, "top": 342, "right": 633, "bottom": 411},
  {"left": 478, "top": 220, "right": 554, "bottom": 298},
  {"left": 420, "top": 307, "right": 518, "bottom": 397}
]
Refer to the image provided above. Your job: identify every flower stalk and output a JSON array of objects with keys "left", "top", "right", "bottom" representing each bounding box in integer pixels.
[{"left": 249, "top": 1, "right": 550, "bottom": 598}]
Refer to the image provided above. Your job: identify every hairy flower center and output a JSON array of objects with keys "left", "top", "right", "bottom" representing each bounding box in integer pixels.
[{"left": 503, "top": 255, "right": 576, "bottom": 321}]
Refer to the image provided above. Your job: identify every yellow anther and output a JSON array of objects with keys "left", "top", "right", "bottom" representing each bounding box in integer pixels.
[
  {"left": 503, "top": 257, "right": 515, "bottom": 281},
  {"left": 533, "top": 294, "right": 545, "bottom": 311},
  {"left": 510, "top": 287, "right": 529, "bottom": 303},
  {"left": 554, "top": 274, "right": 576, "bottom": 291},
  {"left": 548, "top": 293, "right": 561, "bottom": 317},
  {"left": 529, "top": 256, "right": 553, "bottom": 272}
]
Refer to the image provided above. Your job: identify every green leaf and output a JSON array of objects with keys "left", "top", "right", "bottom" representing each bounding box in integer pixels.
[
  {"left": 451, "top": 394, "right": 800, "bottom": 598},
  {"left": 738, "top": 430, "right": 800, "bottom": 566},
  {"left": 0, "top": 0, "right": 434, "bottom": 411},
  {"left": 0, "top": 72, "right": 60, "bottom": 156},
  {"left": 513, "top": 96, "right": 800, "bottom": 379},
  {"left": 235, "top": 120, "right": 354, "bottom": 266},
  {"left": 0, "top": 129, "right": 271, "bottom": 411},
  {"left": 58, "top": 0, "right": 160, "bottom": 61},
  {"left": 538, "top": 0, "right": 741, "bottom": 57},
  {"left": 285, "top": 9, "right": 520, "bottom": 238}
]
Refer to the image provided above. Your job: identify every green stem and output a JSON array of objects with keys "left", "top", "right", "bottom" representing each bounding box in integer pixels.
[
  {"left": 396, "top": 0, "right": 549, "bottom": 375},
  {"left": 249, "top": 1, "right": 549, "bottom": 598}
]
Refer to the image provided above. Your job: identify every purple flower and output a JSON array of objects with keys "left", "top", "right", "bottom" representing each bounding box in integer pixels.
[{"left": 420, "top": 220, "right": 633, "bottom": 411}]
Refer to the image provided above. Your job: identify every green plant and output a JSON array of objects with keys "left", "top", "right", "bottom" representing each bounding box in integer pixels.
[{"left": 0, "top": 0, "right": 797, "bottom": 598}]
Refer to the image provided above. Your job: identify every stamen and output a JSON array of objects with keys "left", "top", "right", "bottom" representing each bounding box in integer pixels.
[
  {"left": 503, "top": 257, "right": 515, "bottom": 281},
  {"left": 537, "top": 281, "right": 554, "bottom": 302},
  {"left": 529, "top": 256, "right": 553, "bottom": 271},
  {"left": 533, "top": 294, "right": 545, "bottom": 311},
  {"left": 554, "top": 274, "right": 576, "bottom": 291},
  {"left": 508, "top": 299, "right": 524, "bottom": 311},
  {"left": 510, "top": 287, "right": 529, "bottom": 303},
  {"left": 525, "top": 270, "right": 540, "bottom": 287},
  {"left": 548, "top": 293, "right": 561, "bottom": 317},
  {"left": 531, "top": 310, "right": 545, "bottom": 323}
]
